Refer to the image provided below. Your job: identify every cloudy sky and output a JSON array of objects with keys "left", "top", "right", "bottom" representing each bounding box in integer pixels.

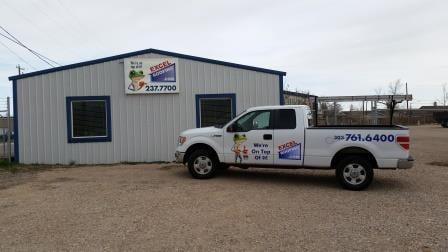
[{"left": 1, "top": 0, "right": 447, "bottom": 108}]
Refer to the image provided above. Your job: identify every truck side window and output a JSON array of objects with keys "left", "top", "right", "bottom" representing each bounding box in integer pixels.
[
  {"left": 234, "top": 110, "right": 272, "bottom": 132},
  {"left": 274, "top": 109, "right": 296, "bottom": 129}
]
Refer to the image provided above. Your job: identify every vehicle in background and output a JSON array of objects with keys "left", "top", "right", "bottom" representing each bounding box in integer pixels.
[
  {"left": 175, "top": 105, "right": 413, "bottom": 190},
  {"left": 433, "top": 111, "right": 448, "bottom": 128}
]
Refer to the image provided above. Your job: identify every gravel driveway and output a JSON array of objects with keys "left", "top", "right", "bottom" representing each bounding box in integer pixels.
[{"left": 0, "top": 125, "right": 447, "bottom": 251}]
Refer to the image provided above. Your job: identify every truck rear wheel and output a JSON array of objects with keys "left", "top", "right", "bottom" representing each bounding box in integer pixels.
[
  {"left": 336, "top": 156, "right": 374, "bottom": 191},
  {"left": 187, "top": 149, "right": 218, "bottom": 179}
]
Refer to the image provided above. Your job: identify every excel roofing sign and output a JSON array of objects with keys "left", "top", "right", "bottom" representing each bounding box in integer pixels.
[{"left": 124, "top": 58, "right": 179, "bottom": 94}]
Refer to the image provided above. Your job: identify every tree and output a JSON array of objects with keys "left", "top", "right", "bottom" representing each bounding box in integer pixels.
[
  {"left": 375, "top": 79, "right": 404, "bottom": 125},
  {"left": 386, "top": 79, "right": 404, "bottom": 125}
]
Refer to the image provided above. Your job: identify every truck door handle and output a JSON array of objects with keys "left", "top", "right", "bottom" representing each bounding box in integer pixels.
[{"left": 263, "top": 134, "right": 272, "bottom": 140}]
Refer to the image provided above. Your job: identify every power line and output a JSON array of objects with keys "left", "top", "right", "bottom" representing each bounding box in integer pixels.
[
  {"left": 3, "top": 1, "right": 83, "bottom": 58},
  {"left": 0, "top": 25, "right": 61, "bottom": 67},
  {"left": 0, "top": 26, "right": 59, "bottom": 66},
  {"left": 0, "top": 39, "right": 36, "bottom": 70},
  {"left": 0, "top": 31, "right": 56, "bottom": 67}
]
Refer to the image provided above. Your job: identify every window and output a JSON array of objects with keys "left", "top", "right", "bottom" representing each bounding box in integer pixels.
[
  {"left": 66, "top": 96, "right": 111, "bottom": 143},
  {"left": 274, "top": 109, "right": 296, "bottom": 129},
  {"left": 233, "top": 110, "right": 272, "bottom": 132},
  {"left": 196, "top": 94, "right": 236, "bottom": 128},
  {"left": 306, "top": 109, "right": 315, "bottom": 127}
]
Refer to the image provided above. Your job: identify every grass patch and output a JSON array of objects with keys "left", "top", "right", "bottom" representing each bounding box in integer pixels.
[
  {"left": 0, "top": 160, "right": 18, "bottom": 173},
  {"left": 0, "top": 161, "right": 175, "bottom": 174},
  {"left": 0, "top": 161, "right": 64, "bottom": 174}
]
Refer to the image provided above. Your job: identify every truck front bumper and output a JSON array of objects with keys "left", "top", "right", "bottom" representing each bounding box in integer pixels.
[
  {"left": 175, "top": 151, "right": 185, "bottom": 163},
  {"left": 397, "top": 156, "right": 414, "bottom": 169}
]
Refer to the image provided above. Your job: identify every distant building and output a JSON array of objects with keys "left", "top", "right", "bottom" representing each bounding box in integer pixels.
[{"left": 283, "top": 90, "right": 316, "bottom": 106}]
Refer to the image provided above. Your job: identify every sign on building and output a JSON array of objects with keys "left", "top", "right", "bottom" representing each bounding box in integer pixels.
[{"left": 124, "top": 58, "right": 179, "bottom": 94}]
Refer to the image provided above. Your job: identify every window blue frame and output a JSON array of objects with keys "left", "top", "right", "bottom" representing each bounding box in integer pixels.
[
  {"left": 195, "top": 93, "right": 236, "bottom": 128},
  {"left": 66, "top": 96, "right": 112, "bottom": 143}
]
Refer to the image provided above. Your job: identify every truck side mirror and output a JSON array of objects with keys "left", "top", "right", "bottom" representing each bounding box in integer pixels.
[{"left": 227, "top": 123, "right": 236, "bottom": 132}]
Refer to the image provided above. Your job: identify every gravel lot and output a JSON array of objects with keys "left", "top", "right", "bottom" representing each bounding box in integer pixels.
[{"left": 0, "top": 125, "right": 447, "bottom": 251}]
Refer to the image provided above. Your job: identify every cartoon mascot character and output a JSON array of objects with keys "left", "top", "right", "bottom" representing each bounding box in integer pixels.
[
  {"left": 128, "top": 70, "right": 146, "bottom": 91},
  {"left": 232, "top": 134, "right": 247, "bottom": 163}
]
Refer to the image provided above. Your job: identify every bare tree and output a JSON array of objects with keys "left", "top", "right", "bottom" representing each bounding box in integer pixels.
[
  {"left": 388, "top": 80, "right": 403, "bottom": 96},
  {"left": 386, "top": 79, "right": 404, "bottom": 124},
  {"left": 375, "top": 79, "right": 404, "bottom": 125}
]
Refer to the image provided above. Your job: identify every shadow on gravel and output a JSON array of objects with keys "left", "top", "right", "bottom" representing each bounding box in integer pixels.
[
  {"left": 220, "top": 169, "right": 339, "bottom": 189},
  {"left": 427, "top": 161, "right": 448, "bottom": 167},
  {"left": 174, "top": 167, "right": 407, "bottom": 191},
  {"left": 0, "top": 172, "right": 35, "bottom": 190}
]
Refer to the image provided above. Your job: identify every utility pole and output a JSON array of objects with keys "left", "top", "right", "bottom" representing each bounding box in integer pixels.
[
  {"left": 333, "top": 101, "right": 337, "bottom": 125},
  {"left": 16, "top": 64, "right": 24, "bottom": 75},
  {"left": 406, "top": 82, "right": 410, "bottom": 124},
  {"left": 6, "top": 97, "right": 11, "bottom": 163},
  {"left": 443, "top": 83, "right": 447, "bottom": 106}
]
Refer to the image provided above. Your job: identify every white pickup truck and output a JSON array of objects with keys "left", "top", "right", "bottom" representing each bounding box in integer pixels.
[{"left": 175, "top": 105, "right": 413, "bottom": 190}]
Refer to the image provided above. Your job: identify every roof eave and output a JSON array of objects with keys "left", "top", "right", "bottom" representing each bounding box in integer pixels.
[{"left": 8, "top": 48, "right": 286, "bottom": 81}]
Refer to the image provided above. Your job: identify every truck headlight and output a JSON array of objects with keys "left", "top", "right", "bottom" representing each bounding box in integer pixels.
[{"left": 178, "top": 136, "right": 187, "bottom": 145}]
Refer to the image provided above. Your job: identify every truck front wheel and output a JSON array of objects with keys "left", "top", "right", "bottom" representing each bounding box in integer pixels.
[
  {"left": 336, "top": 156, "right": 374, "bottom": 191},
  {"left": 187, "top": 149, "right": 218, "bottom": 179}
]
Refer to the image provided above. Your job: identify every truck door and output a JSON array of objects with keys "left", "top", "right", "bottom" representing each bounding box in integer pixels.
[
  {"left": 223, "top": 110, "right": 274, "bottom": 165},
  {"left": 273, "top": 109, "right": 305, "bottom": 166}
]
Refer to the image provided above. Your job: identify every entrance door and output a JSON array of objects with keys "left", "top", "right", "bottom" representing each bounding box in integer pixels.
[
  {"left": 223, "top": 110, "right": 274, "bottom": 165},
  {"left": 273, "top": 109, "right": 304, "bottom": 166}
]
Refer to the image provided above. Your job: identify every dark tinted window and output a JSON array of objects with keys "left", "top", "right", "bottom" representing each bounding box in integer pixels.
[
  {"left": 275, "top": 109, "right": 296, "bottom": 129},
  {"left": 72, "top": 101, "right": 107, "bottom": 137},
  {"left": 200, "top": 98, "right": 232, "bottom": 127}
]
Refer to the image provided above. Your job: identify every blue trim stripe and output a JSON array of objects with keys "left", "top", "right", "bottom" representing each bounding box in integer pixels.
[
  {"left": 9, "top": 48, "right": 286, "bottom": 81},
  {"left": 279, "top": 75, "right": 285, "bottom": 105},
  {"left": 12, "top": 80, "right": 19, "bottom": 162},
  {"left": 66, "top": 96, "right": 112, "bottom": 143},
  {"left": 195, "top": 93, "right": 237, "bottom": 128}
]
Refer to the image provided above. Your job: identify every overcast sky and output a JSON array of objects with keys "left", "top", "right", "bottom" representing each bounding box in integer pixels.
[{"left": 1, "top": 0, "right": 447, "bottom": 108}]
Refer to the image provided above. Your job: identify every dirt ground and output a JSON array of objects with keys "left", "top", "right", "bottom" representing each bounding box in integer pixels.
[{"left": 0, "top": 125, "right": 447, "bottom": 251}]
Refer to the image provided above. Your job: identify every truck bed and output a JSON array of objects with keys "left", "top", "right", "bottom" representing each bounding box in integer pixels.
[{"left": 308, "top": 125, "right": 407, "bottom": 129}]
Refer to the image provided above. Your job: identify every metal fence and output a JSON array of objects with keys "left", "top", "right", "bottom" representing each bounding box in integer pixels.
[
  {"left": 0, "top": 97, "right": 13, "bottom": 162},
  {"left": 283, "top": 91, "right": 443, "bottom": 126}
]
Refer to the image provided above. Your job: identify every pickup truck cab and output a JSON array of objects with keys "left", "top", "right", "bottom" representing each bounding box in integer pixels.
[{"left": 175, "top": 105, "right": 413, "bottom": 190}]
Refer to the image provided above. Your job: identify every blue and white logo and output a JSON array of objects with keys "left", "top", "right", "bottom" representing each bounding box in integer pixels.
[
  {"left": 150, "top": 64, "right": 176, "bottom": 82},
  {"left": 279, "top": 142, "right": 301, "bottom": 160}
]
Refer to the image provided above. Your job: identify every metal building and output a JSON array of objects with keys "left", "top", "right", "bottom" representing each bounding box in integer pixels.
[{"left": 9, "top": 49, "right": 286, "bottom": 164}]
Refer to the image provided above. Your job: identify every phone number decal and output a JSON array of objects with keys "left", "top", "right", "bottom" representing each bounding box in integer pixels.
[
  {"left": 145, "top": 85, "right": 177, "bottom": 92},
  {"left": 333, "top": 134, "right": 395, "bottom": 142}
]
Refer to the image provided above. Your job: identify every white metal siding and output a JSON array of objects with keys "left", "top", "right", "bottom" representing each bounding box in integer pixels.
[{"left": 16, "top": 53, "right": 281, "bottom": 164}]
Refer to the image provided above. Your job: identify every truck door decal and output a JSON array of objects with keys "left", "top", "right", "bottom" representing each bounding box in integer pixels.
[
  {"left": 278, "top": 141, "right": 301, "bottom": 160},
  {"left": 232, "top": 134, "right": 248, "bottom": 163}
]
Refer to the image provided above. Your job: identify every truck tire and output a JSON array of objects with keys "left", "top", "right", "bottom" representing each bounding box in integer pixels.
[
  {"left": 335, "top": 156, "right": 374, "bottom": 191},
  {"left": 187, "top": 149, "right": 219, "bottom": 179}
]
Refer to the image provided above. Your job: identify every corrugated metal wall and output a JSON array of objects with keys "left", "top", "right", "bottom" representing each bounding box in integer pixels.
[{"left": 16, "top": 53, "right": 280, "bottom": 164}]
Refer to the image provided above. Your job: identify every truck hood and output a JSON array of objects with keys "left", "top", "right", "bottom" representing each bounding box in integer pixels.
[{"left": 181, "top": 127, "right": 223, "bottom": 137}]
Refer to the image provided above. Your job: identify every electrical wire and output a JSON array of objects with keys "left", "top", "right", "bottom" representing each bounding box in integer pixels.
[
  {"left": 0, "top": 31, "right": 56, "bottom": 67},
  {"left": 0, "top": 39, "right": 36, "bottom": 70},
  {"left": 0, "top": 26, "right": 59, "bottom": 66},
  {"left": 0, "top": 25, "right": 60, "bottom": 67}
]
